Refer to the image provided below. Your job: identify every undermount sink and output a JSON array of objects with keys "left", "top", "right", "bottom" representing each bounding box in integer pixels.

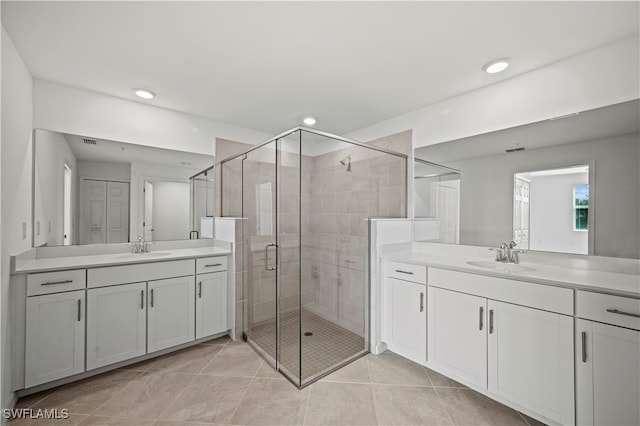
[
  {"left": 117, "top": 252, "right": 172, "bottom": 260},
  {"left": 466, "top": 260, "right": 536, "bottom": 273}
]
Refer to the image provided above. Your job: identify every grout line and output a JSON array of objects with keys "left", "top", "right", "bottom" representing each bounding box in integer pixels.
[
  {"left": 154, "top": 373, "right": 199, "bottom": 423},
  {"left": 301, "top": 379, "right": 312, "bottom": 426},
  {"left": 86, "top": 370, "right": 146, "bottom": 417},
  {"left": 517, "top": 411, "right": 534, "bottom": 426},
  {"left": 226, "top": 376, "right": 255, "bottom": 424},
  {"left": 195, "top": 342, "right": 227, "bottom": 375}
]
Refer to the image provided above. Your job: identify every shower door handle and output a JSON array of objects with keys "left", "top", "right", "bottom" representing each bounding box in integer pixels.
[{"left": 265, "top": 243, "right": 277, "bottom": 271}]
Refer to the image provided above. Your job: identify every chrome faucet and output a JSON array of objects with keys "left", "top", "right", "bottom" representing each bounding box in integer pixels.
[
  {"left": 130, "top": 235, "right": 151, "bottom": 254},
  {"left": 489, "top": 241, "right": 526, "bottom": 264}
]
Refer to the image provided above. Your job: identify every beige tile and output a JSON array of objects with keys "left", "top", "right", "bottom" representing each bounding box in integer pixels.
[
  {"left": 303, "top": 382, "right": 377, "bottom": 425},
  {"left": 438, "top": 388, "right": 528, "bottom": 426},
  {"left": 32, "top": 369, "right": 141, "bottom": 415},
  {"left": 154, "top": 422, "right": 222, "bottom": 426},
  {"left": 148, "top": 344, "right": 222, "bottom": 374},
  {"left": 320, "top": 356, "right": 370, "bottom": 383},
  {"left": 255, "top": 360, "right": 283, "bottom": 379},
  {"left": 15, "top": 387, "right": 61, "bottom": 409},
  {"left": 200, "top": 343, "right": 262, "bottom": 377},
  {"left": 94, "top": 371, "right": 194, "bottom": 420},
  {"left": 372, "top": 384, "right": 453, "bottom": 425},
  {"left": 425, "top": 367, "right": 467, "bottom": 388},
  {"left": 230, "top": 378, "right": 308, "bottom": 425},
  {"left": 367, "top": 351, "right": 431, "bottom": 386},
  {"left": 79, "top": 416, "right": 155, "bottom": 425},
  {"left": 7, "top": 414, "right": 86, "bottom": 425},
  {"left": 158, "top": 375, "right": 252, "bottom": 424},
  {"left": 117, "top": 356, "right": 161, "bottom": 372}
]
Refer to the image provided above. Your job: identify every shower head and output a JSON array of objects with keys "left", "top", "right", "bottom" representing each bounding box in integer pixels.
[{"left": 339, "top": 155, "right": 352, "bottom": 172}]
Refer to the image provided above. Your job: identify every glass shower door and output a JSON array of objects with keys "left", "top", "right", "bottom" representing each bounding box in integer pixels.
[{"left": 242, "top": 141, "right": 279, "bottom": 368}]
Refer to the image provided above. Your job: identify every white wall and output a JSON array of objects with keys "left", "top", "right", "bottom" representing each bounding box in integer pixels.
[
  {"left": 33, "top": 130, "right": 77, "bottom": 247},
  {"left": 76, "top": 160, "right": 131, "bottom": 181},
  {"left": 1, "top": 25, "right": 33, "bottom": 414},
  {"left": 449, "top": 133, "right": 639, "bottom": 259},
  {"left": 529, "top": 172, "right": 589, "bottom": 254},
  {"left": 34, "top": 80, "right": 271, "bottom": 157},
  {"left": 152, "top": 181, "right": 191, "bottom": 241},
  {"left": 346, "top": 36, "right": 639, "bottom": 148}
]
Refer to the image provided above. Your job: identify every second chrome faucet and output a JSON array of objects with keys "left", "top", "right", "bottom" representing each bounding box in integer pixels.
[{"left": 490, "top": 241, "right": 526, "bottom": 264}]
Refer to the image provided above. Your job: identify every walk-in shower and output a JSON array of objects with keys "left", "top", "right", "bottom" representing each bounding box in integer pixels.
[
  {"left": 220, "top": 127, "right": 407, "bottom": 387},
  {"left": 190, "top": 165, "right": 215, "bottom": 239}
]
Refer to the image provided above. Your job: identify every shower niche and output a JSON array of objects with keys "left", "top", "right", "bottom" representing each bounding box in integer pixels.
[{"left": 221, "top": 128, "right": 407, "bottom": 387}]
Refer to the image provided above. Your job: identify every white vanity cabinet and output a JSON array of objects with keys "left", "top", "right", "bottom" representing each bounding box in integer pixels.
[
  {"left": 575, "top": 291, "right": 640, "bottom": 426},
  {"left": 196, "top": 271, "right": 228, "bottom": 339},
  {"left": 382, "top": 261, "right": 427, "bottom": 364},
  {"left": 147, "top": 276, "right": 196, "bottom": 352},
  {"left": 86, "top": 282, "right": 147, "bottom": 370},
  {"left": 427, "top": 268, "right": 575, "bottom": 426}
]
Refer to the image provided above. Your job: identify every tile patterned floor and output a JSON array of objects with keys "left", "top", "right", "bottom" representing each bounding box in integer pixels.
[{"left": 10, "top": 337, "right": 547, "bottom": 425}]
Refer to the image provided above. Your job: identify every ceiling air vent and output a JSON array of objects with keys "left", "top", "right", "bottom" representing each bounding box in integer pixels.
[
  {"left": 83, "top": 138, "right": 97, "bottom": 145},
  {"left": 505, "top": 147, "right": 525, "bottom": 153}
]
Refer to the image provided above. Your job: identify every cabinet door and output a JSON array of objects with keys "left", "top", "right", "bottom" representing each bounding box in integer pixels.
[
  {"left": 196, "top": 272, "right": 228, "bottom": 339},
  {"left": 87, "top": 282, "right": 146, "bottom": 370},
  {"left": 386, "top": 278, "right": 426, "bottom": 364},
  {"left": 427, "top": 286, "right": 487, "bottom": 388},
  {"left": 488, "top": 300, "right": 574, "bottom": 426},
  {"left": 25, "top": 290, "right": 85, "bottom": 387},
  {"left": 576, "top": 319, "right": 640, "bottom": 426},
  {"left": 148, "top": 276, "right": 195, "bottom": 352}
]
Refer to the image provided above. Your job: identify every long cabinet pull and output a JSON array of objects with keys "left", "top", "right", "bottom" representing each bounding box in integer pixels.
[
  {"left": 419, "top": 292, "right": 424, "bottom": 312},
  {"left": 264, "top": 243, "right": 277, "bottom": 271},
  {"left": 395, "top": 270, "right": 414, "bottom": 275},
  {"left": 205, "top": 263, "right": 222, "bottom": 268},
  {"left": 198, "top": 281, "right": 202, "bottom": 298},
  {"left": 140, "top": 290, "right": 144, "bottom": 310},
  {"left": 581, "top": 331, "right": 587, "bottom": 363},
  {"left": 479, "top": 306, "right": 484, "bottom": 331},
  {"left": 489, "top": 309, "right": 494, "bottom": 334},
  {"left": 42, "top": 279, "right": 74, "bottom": 286},
  {"left": 150, "top": 289, "right": 154, "bottom": 308},
  {"left": 77, "top": 299, "right": 81, "bottom": 322},
  {"left": 606, "top": 308, "right": 640, "bottom": 319}
]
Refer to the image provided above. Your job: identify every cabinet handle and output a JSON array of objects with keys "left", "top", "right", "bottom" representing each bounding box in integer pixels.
[
  {"left": 198, "top": 281, "right": 202, "bottom": 298},
  {"left": 395, "top": 270, "right": 413, "bottom": 275},
  {"left": 265, "top": 243, "right": 277, "bottom": 271},
  {"left": 77, "top": 299, "right": 81, "bottom": 322},
  {"left": 205, "top": 263, "right": 222, "bottom": 268},
  {"left": 150, "top": 289, "right": 154, "bottom": 308},
  {"left": 479, "top": 306, "right": 484, "bottom": 331},
  {"left": 606, "top": 308, "right": 640, "bottom": 319},
  {"left": 581, "top": 331, "right": 587, "bottom": 363},
  {"left": 419, "top": 292, "right": 424, "bottom": 312},
  {"left": 489, "top": 309, "right": 494, "bottom": 334},
  {"left": 140, "top": 290, "right": 144, "bottom": 310},
  {"left": 41, "top": 279, "right": 73, "bottom": 286}
]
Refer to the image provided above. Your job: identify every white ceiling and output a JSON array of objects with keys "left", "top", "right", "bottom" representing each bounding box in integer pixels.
[{"left": 3, "top": 1, "right": 639, "bottom": 136}]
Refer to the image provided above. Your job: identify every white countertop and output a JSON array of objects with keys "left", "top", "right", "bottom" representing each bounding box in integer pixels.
[
  {"left": 14, "top": 246, "right": 231, "bottom": 274},
  {"left": 384, "top": 247, "right": 640, "bottom": 298}
]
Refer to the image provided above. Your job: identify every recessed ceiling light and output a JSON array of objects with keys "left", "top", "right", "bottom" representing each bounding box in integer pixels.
[
  {"left": 134, "top": 88, "right": 156, "bottom": 99},
  {"left": 482, "top": 58, "right": 510, "bottom": 74},
  {"left": 303, "top": 117, "right": 316, "bottom": 126}
]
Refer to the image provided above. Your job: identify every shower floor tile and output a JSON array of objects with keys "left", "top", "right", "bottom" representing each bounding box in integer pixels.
[{"left": 248, "top": 308, "right": 365, "bottom": 384}]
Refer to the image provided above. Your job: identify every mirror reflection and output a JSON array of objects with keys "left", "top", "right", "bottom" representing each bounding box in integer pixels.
[
  {"left": 33, "top": 129, "right": 214, "bottom": 247},
  {"left": 414, "top": 100, "right": 639, "bottom": 259}
]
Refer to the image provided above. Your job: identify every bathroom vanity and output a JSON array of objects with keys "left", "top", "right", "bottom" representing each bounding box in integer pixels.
[
  {"left": 379, "top": 242, "right": 640, "bottom": 426},
  {"left": 10, "top": 245, "right": 232, "bottom": 394}
]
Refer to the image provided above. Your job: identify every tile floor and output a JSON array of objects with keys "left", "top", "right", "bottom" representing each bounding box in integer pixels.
[{"left": 10, "top": 337, "right": 546, "bottom": 425}]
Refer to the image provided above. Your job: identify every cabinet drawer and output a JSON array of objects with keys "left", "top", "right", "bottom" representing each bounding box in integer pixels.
[
  {"left": 577, "top": 290, "right": 640, "bottom": 331},
  {"left": 386, "top": 261, "right": 427, "bottom": 285},
  {"left": 27, "top": 269, "right": 86, "bottom": 296},
  {"left": 88, "top": 259, "right": 195, "bottom": 288},
  {"left": 196, "top": 256, "right": 227, "bottom": 274}
]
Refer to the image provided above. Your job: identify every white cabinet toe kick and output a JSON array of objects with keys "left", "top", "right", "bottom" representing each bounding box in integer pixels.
[
  {"left": 12, "top": 254, "right": 231, "bottom": 394},
  {"left": 381, "top": 260, "right": 640, "bottom": 426}
]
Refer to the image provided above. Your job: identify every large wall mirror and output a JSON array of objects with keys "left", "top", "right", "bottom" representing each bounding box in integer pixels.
[
  {"left": 33, "top": 129, "right": 214, "bottom": 247},
  {"left": 414, "top": 100, "right": 639, "bottom": 259}
]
